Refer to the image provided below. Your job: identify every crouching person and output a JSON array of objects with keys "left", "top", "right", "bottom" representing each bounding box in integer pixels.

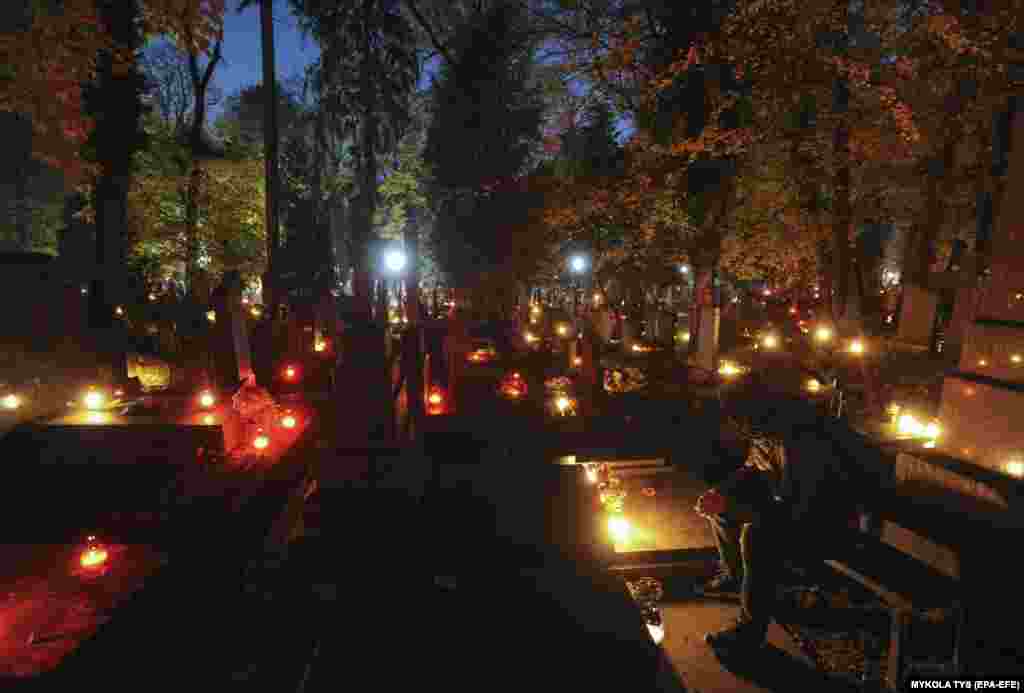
[{"left": 695, "top": 379, "right": 863, "bottom": 654}]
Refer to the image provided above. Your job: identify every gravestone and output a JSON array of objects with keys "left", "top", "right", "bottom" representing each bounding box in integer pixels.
[
  {"left": 936, "top": 106, "right": 1024, "bottom": 481},
  {"left": 210, "top": 271, "right": 252, "bottom": 391},
  {"left": 592, "top": 307, "right": 614, "bottom": 344},
  {"left": 695, "top": 306, "right": 720, "bottom": 373}
]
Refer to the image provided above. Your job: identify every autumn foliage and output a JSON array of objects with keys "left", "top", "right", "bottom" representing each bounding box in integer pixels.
[{"left": 0, "top": 0, "right": 224, "bottom": 178}]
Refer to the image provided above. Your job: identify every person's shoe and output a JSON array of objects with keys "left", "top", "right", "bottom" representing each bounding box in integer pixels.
[
  {"left": 696, "top": 569, "right": 741, "bottom": 595},
  {"left": 704, "top": 619, "right": 767, "bottom": 652}
]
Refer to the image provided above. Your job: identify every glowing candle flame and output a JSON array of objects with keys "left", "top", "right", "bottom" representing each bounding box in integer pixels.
[
  {"left": 608, "top": 516, "right": 631, "bottom": 543},
  {"left": 80, "top": 546, "right": 108, "bottom": 569},
  {"left": 83, "top": 390, "right": 104, "bottom": 410}
]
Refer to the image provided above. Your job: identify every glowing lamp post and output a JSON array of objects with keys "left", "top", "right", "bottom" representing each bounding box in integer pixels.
[{"left": 384, "top": 249, "right": 407, "bottom": 274}]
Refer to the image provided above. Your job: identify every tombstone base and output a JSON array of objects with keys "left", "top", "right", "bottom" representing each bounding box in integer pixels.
[{"left": 897, "top": 283, "right": 939, "bottom": 346}]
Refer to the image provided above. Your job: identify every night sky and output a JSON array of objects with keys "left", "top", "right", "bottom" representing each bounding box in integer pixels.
[{"left": 213, "top": 0, "right": 317, "bottom": 116}]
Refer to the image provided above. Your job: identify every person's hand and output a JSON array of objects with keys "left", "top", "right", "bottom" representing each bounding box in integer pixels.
[{"left": 695, "top": 489, "right": 727, "bottom": 517}]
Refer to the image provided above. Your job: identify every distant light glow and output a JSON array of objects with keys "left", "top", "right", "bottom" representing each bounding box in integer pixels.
[
  {"left": 1005, "top": 459, "right": 1024, "bottom": 478},
  {"left": 314, "top": 339, "right": 327, "bottom": 353},
  {"left": 718, "top": 361, "right": 742, "bottom": 377},
  {"left": 80, "top": 546, "right": 108, "bottom": 569},
  {"left": 428, "top": 392, "right": 443, "bottom": 406},
  {"left": 284, "top": 365, "right": 297, "bottom": 380},
  {"left": 199, "top": 390, "right": 215, "bottom": 408},
  {"left": 848, "top": 339, "right": 865, "bottom": 355},
  {"left": 115, "top": 306, "right": 124, "bottom": 316},
  {"left": 148, "top": 293, "right": 157, "bottom": 302},
  {"left": 86, "top": 412, "right": 109, "bottom": 424},
  {"left": 281, "top": 415, "right": 297, "bottom": 429},
  {"left": 608, "top": 515, "right": 631, "bottom": 543},
  {"left": 557, "top": 324, "right": 568, "bottom": 336},
  {"left": 251, "top": 306, "right": 262, "bottom": 318},
  {"left": 680, "top": 265, "right": 689, "bottom": 274},
  {"left": 978, "top": 359, "right": 988, "bottom": 367},
  {"left": 569, "top": 255, "right": 587, "bottom": 273},
  {"left": 815, "top": 326, "right": 833, "bottom": 342},
  {"left": 806, "top": 378, "right": 821, "bottom": 393},
  {"left": 83, "top": 390, "right": 104, "bottom": 410},
  {"left": 202, "top": 414, "right": 215, "bottom": 425},
  {"left": 2, "top": 394, "right": 20, "bottom": 410},
  {"left": 1012, "top": 354, "right": 1022, "bottom": 364},
  {"left": 762, "top": 334, "right": 779, "bottom": 349},
  {"left": 573, "top": 356, "right": 582, "bottom": 367},
  {"left": 384, "top": 249, "right": 407, "bottom": 273},
  {"left": 206, "top": 310, "right": 217, "bottom": 323},
  {"left": 254, "top": 434, "right": 270, "bottom": 450}
]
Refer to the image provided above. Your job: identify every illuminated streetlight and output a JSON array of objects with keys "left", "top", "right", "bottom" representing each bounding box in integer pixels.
[{"left": 384, "top": 249, "right": 407, "bottom": 274}]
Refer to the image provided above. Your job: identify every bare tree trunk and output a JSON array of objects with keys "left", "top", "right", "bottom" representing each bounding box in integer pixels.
[
  {"left": 184, "top": 39, "right": 221, "bottom": 298},
  {"left": 831, "top": 92, "right": 853, "bottom": 325},
  {"left": 404, "top": 209, "right": 424, "bottom": 436},
  {"left": 260, "top": 0, "right": 281, "bottom": 317}
]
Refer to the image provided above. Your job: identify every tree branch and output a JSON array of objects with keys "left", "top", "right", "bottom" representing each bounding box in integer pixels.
[{"left": 402, "top": 0, "right": 458, "bottom": 70}]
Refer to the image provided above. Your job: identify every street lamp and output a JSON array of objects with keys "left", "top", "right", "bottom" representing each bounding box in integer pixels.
[{"left": 384, "top": 249, "right": 407, "bottom": 274}]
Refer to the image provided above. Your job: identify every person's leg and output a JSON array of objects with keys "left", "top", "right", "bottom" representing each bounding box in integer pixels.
[
  {"left": 738, "top": 521, "right": 780, "bottom": 640},
  {"left": 699, "top": 512, "right": 744, "bottom": 592},
  {"left": 705, "top": 520, "right": 784, "bottom": 651}
]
